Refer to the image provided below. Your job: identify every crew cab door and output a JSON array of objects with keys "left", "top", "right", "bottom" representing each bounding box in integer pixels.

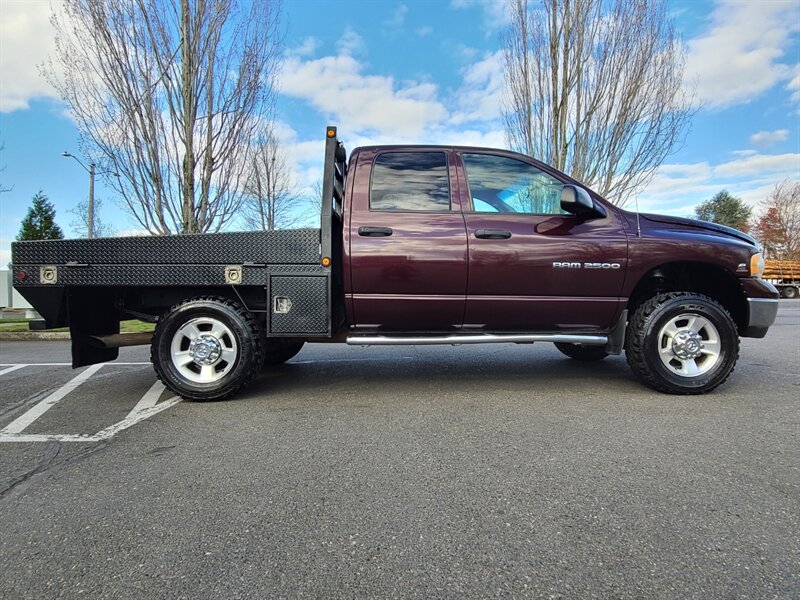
[
  {"left": 347, "top": 149, "right": 468, "bottom": 331},
  {"left": 457, "top": 152, "right": 627, "bottom": 331}
]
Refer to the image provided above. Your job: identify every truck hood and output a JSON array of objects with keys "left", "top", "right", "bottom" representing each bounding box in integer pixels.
[{"left": 641, "top": 213, "right": 757, "bottom": 246}]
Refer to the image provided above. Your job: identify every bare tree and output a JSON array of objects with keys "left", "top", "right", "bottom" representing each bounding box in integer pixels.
[
  {"left": 0, "top": 143, "right": 12, "bottom": 194},
  {"left": 69, "top": 197, "right": 116, "bottom": 238},
  {"left": 301, "top": 179, "right": 324, "bottom": 226},
  {"left": 241, "top": 130, "right": 304, "bottom": 231},
  {"left": 753, "top": 180, "right": 800, "bottom": 260},
  {"left": 502, "top": 0, "right": 694, "bottom": 206},
  {"left": 45, "top": 0, "right": 282, "bottom": 234}
]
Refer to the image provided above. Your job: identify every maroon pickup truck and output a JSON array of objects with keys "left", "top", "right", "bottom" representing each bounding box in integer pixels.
[{"left": 12, "top": 127, "right": 779, "bottom": 400}]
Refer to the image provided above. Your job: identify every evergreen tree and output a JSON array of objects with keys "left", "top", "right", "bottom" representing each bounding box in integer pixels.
[
  {"left": 17, "top": 191, "right": 64, "bottom": 241},
  {"left": 694, "top": 190, "right": 752, "bottom": 232}
]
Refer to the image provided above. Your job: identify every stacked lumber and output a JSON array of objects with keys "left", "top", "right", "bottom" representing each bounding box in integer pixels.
[{"left": 763, "top": 259, "right": 800, "bottom": 281}]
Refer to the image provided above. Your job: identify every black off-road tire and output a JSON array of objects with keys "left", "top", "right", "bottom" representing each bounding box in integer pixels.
[
  {"left": 263, "top": 339, "right": 305, "bottom": 366},
  {"left": 554, "top": 342, "right": 609, "bottom": 361},
  {"left": 151, "top": 297, "right": 263, "bottom": 401},
  {"left": 625, "top": 292, "right": 739, "bottom": 395}
]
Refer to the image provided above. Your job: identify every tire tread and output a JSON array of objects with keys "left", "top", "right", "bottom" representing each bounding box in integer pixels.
[
  {"left": 151, "top": 296, "right": 263, "bottom": 401},
  {"left": 625, "top": 292, "right": 739, "bottom": 395}
]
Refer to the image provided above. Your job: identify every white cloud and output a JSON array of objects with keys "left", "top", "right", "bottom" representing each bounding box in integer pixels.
[
  {"left": 290, "top": 37, "right": 320, "bottom": 58},
  {"left": 276, "top": 49, "right": 509, "bottom": 224},
  {"left": 638, "top": 152, "right": 800, "bottom": 215},
  {"left": 336, "top": 27, "right": 366, "bottom": 56},
  {"left": 0, "top": 1, "right": 61, "bottom": 112},
  {"left": 383, "top": 4, "right": 408, "bottom": 30},
  {"left": 684, "top": 0, "right": 799, "bottom": 109},
  {"left": 749, "top": 129, "right": 790, "bottom": 148},
  {"left": 452, "top": 44, "right": 479, "bottom": 62},
  {"left": 114, "top": 229, "right": 150, "bottom": 238},
  {"left": 416, "top": 26, "right": 433, "bottom": 37},
  {"left": 280, "top": 54, "right": 447, "bottom": 137},
  {"left": 450, "top": 51, "right": 505, "bottom": 125},
  {"left": 713, "top": 152, "right": 799, "bottom": 178},
  {"left": 788, "top": 64, "right": 800, "bottom": 103},
  {"left": 450, "top": 0, "right": 512, "bottom": 31}
]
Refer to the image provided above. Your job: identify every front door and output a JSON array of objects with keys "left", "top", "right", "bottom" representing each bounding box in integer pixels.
[
  {"left": 348, "top": 149, "right": 468, "bottom": 331},
  {"left": 457, "top": 152, "right": 628, "bottom": 331}
]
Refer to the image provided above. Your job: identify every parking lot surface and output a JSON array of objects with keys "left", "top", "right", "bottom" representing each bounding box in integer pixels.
[{"left": 1, "top": 301, "right": 798, "bottom": 598}]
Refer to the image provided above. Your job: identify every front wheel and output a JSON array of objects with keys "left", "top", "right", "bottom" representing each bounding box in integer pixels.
[
  {"left": 782, "top": 286, "right": 798, "bottom": 299},
  {"left": 625, "top": 292, "right": 739, "bottom": 394},
  {"left": 152, "top": 297, "right": 263, "bottom": 401}
]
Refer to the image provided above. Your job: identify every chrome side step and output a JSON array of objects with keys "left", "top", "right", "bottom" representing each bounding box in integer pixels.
[{"left": 346, "top": 333, "right": 608, "bottom": 346}]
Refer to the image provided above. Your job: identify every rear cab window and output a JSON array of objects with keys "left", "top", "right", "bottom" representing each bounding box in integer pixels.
[{"left": 370, "top": 152, "right": 450, "bottom": 212}]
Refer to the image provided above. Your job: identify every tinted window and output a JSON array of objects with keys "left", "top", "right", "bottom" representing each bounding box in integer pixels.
[
  {"left": 463, "top": 154, "right": 566, "bottom": 215},
  {"left": 370, "top": 152, "right": 450, "bottom": 211}
]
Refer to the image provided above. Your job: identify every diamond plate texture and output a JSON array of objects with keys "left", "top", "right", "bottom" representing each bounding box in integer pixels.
[
  {"left": 12, "top": 264, "right": 328, "bottom": 287},
  {"left": 12, "top": 228, "right": 321, "bottom": 265},
  {"left": 270, "top": 276, "right": 329, "bottom": 334}
]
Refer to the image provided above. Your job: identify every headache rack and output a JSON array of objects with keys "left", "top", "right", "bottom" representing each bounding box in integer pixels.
[{"left": 320, "top": 126, "right": 347, "bottom": 265}]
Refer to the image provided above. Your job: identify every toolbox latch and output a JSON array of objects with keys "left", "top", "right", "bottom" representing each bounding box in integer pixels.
[
  {"left": 40, "top": 265, "right": 58, "bottom": 284},
  {"left": 224, "top": 265, "right": 242, "bottom": 285}
]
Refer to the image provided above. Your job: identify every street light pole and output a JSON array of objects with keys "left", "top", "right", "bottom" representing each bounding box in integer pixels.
[
  {"left": 88, "top": 162, "right": 95, "bottom": 239},
  {"left": 61, "top": 152, "right": 116, "bottom": 239}
]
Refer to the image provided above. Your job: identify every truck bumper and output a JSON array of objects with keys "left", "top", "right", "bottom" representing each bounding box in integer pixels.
[{"left": 741, "top": 279, "right": 779, "bottom": 338}]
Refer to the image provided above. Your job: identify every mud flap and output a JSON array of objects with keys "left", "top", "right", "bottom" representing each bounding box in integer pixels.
[{"left": 68, "top": 289, "right": 120, "bottom": 368}]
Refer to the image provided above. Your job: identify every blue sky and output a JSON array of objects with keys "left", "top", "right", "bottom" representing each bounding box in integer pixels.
[{"left": 1, "top": 0, "right": 799, "bottom": 266}]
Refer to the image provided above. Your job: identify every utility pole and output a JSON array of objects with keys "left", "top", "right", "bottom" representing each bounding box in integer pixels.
[
  {"left": 88, "top": 162, "right": 95, "bottom": 238},
  {"left": 62, "top": 152, "right": 116, "bottom": 238}
]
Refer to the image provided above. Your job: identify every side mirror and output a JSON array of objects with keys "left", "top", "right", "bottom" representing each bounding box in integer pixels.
[{"left": 561, "top": 185, "right": 605, "bottom": 218}]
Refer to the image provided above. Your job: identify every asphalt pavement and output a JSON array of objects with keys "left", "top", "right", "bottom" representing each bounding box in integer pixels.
[{"left": 1, "top": 301, "right": 798, "bottom": 598}]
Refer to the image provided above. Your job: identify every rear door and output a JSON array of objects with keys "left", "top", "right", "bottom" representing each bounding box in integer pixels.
[
  {"left": 457, "top": 152, "right": 628, "bottom": 331},
  {"left": 347, "top": 149, "right": 468, "bottom": 331}
]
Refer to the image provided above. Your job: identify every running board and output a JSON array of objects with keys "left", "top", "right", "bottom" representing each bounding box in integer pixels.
[{"left": 346, "top": 333, "right": 608, "bottom": 346}]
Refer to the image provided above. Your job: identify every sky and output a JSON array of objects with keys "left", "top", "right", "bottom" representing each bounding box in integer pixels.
[{"left": 1, "top": 0, "right": 799, "bottom": 267}]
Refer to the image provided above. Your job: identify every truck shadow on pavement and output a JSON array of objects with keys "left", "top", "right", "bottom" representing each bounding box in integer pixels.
[{"left": 248, "top": 352, "right": 639, "bottom": 401}]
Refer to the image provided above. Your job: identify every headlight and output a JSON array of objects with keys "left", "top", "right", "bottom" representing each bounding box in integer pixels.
[{"left": 749, "top": 252, "right": 765, "bottom": 278}]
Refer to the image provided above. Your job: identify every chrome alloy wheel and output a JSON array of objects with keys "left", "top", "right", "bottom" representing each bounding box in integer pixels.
[
  {"left": 169, "top": 316, "right": 238, "bottom": 384},
  {"left": 656, "top": 313, "right": 721, "bottom": 377}
]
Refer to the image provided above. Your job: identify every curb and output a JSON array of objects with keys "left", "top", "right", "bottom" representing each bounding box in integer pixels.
[{"left": 0, "top": 332, "right": 71, "bottom": 341}]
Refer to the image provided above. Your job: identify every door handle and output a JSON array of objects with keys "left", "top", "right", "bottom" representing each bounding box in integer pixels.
[
  {"left": 475, "top": 229, "right": 512, "bottom": 239},
  {"left": 358, "top": 226, "right": 393, "bottom": 237}
]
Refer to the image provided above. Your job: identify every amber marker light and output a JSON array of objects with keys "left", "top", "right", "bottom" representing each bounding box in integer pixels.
[
  {"left": 327, "top": 129, "right": 336, "bottom": 138},
  {"left": 321, "top": 257, "right": 331, "bottom": 267},
  {"left": 750, "top": 252, "right": 764, "bottom": 278}
]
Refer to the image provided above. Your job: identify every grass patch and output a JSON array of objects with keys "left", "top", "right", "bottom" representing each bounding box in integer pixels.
[
  {"left": 121, "top": 320, "right": 156, "bottom": 333},
  {"left": 0, "top": 319, "right": 155, "bottom": 334}
]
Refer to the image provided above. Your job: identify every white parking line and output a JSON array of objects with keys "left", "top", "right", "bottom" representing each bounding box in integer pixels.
[
  {"left": 93, "top": 381, "right": 181, "bottom": 439},
  {"left": 0, "top": 365, "right": 27, "bottom": 376},
  {"left": 1, "top": 364, "right": 105, "bottom": 435},
  {"left": 0, "top": 364, "right": 181, "bottom": 443},
  {"left": 0, "top": 362, "right": 150, "bottom": 369}
]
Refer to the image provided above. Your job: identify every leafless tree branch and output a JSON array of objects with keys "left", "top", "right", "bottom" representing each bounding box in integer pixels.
[
  {"left": 502, "top": 0, "right": 695, "bottom": 207},
  {"left": 44, "top": 0, "right": 282, "bottom": 234},
  {"left": 240, "top": 129, "right": 304, "bottom": 231},
  {"left": 754, "top": 179, "right": 800, "bottom": 260}
]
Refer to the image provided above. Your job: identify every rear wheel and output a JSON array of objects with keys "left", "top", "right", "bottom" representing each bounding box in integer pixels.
[
  {"left": 554, "top": 342, "right": 608, "bottom": 361},
  {"left": 782, "top": 285, "right": 798, "bottom": 299},
  {"left": 152, "top": 297, "right": 263, "bottom": 401},
  {"left": 625, "top": 292, "right": 738, "bottom": 394}
]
